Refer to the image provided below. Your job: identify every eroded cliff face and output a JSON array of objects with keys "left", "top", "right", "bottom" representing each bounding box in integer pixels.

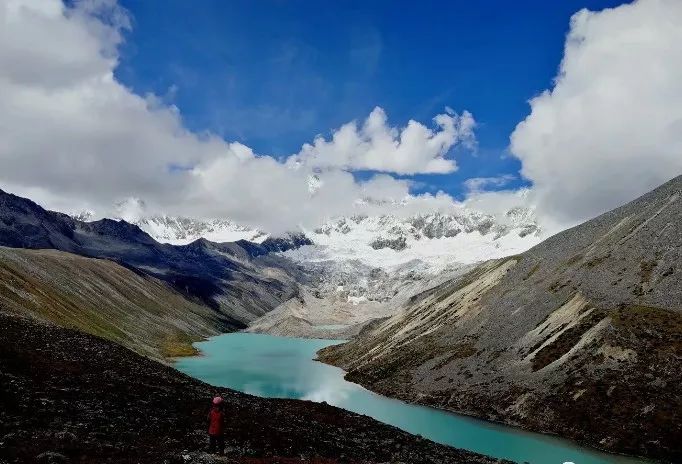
[{"left": 319, "top": 175, "right": 682, "bottom": 462}]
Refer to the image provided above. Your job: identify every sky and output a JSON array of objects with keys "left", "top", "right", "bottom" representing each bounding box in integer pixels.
[
  {"left": 0, "top": 0, "right": 681, "bottom": 232},
  {"left": 114, "top": 0, "right": 625, "bottom": 198}
]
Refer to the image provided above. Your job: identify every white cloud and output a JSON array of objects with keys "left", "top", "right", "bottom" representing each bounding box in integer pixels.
[
  {"left": 288, "top": 106, "right": 475, "bottom": 175},
  {"left": 14, "top": 0, "right": 678, "bottom": 237},
  {"left": 510, "top": 0, "right": 682, "bottom": 226},
  {"left": 0, "top": 0, "right": 476, "bottom": 233}
]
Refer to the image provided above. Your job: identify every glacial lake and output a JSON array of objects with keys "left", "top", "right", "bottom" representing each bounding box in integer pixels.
[{"left": 175, "top": 333, "right": 649, "bottom": 464}]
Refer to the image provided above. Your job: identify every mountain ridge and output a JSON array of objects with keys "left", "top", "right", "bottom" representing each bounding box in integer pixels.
[
  {"left": 0, "top": 188, "right": 301, "bottom": 328},
  {"left": 0, "top": 246, "right": 221, "bottom": 361},
  {"left": 71, "top": 193, "right": 545, "bottom": 270}
]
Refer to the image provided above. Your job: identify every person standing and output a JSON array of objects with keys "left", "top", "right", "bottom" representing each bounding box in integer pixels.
[{"left": 207, "top": 396, "right": 225, "bottom": 455}]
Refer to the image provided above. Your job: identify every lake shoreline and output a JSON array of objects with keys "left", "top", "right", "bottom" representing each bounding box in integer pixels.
[
  {"left": 322, "top": 357, "right": 657, "bottom": 464},
  {"left": 177, "top": 332, "right": 650, "bottom": 464}
]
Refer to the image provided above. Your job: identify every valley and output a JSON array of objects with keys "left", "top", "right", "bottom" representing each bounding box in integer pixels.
[
  {"left": 0, "top": 177, "right": 680, "bottom": 463},
  {"left": 176, "top": 332, "right": 649, "bottom": 464},
  {"left": 2, "top": 1, "right": 681, "bottom": 463}
]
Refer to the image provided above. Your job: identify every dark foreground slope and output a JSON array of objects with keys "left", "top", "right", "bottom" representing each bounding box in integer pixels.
[
  {"left": 0, "top": 189, "right": 303, "bottom": 328},
  {"left": 0, "top": 312, "right": 503, "bottom": 464},
  {"left": 320, "top": 175, "right": 682, "bottom": 462}
]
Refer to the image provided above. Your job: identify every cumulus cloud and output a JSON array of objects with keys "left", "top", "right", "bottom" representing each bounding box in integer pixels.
[
  {"left": 0, "top": 0, "right": 476, "bottom": 232},
  {"left": 510, "top": 0, "right": 682, "bottom": 226},
  {"left": 288, "top": 106, "right": 475, "bottom": 175},
  {"left": 0, "top": 0, "right": 216, "bottom": 207}
]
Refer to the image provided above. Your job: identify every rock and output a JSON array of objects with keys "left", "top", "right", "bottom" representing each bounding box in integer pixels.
[
  {"left": 54, "top": 431, "right": 77, "bottom": 444},
  {"left": 36, "top": 452, "right": 69, "bottom": 463},
  {"left": 369, "top": 235, "right": 407, "bottom": 251}
]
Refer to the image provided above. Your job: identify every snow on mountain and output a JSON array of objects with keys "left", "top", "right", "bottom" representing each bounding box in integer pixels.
[
  {"left": 68, "top": 196, "right": 548, "bottom": 338},
  {"left": 71, "top": 198, "right": 267, "bottom": 245},
  {"left": 71, "top": 210, "right": 95, "bottom": 222},
  {"left": 113, "top": 198, "right": 268, "bottom": 245},
  {"left": 76, "top": 197, "right": 544, "bottom": 266},
  {"left": 248, "top": 204, "right": 548, "bottom": 338},
  {"left": 307, "top": 174, "right": 323, "bottom": 195},
  {"left": 134, "top": 215, "right": 267, "bottom": 245},
  {"left": 283, "top": 206, "right": 544, "bottom": 270}
]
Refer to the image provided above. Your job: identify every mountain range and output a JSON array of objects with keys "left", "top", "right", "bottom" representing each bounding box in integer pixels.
[
  {"left": 0, "top": 189, "right": 305, "bottom": 330},
  {"left": 54, "top": 192, "right": 549, "bottom": 340},
  {"left": 0, "top": 188, "right": 507, "bottom": 463},
  {"left": 79, "top": 195, "right": 545, "bottom": 269},
  {"left": 1, "top": 175, "right": 681, "bottom": 462}
]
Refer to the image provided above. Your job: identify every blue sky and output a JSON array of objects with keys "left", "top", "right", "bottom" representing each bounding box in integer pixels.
[{"left": 114, "top": 0, "right": 625, "bottom": 200}]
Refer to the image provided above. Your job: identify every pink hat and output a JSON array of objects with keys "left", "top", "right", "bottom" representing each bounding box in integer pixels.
[{"left": 212, "top": 396, "right": 223, "bottom": 405}]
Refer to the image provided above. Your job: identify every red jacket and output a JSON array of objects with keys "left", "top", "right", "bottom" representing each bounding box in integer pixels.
[{"left": 208, "top": 407, "right": 225, "bottom": 436}]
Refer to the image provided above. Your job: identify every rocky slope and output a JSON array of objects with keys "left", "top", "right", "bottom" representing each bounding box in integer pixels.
[
  {"left": 0, "top": 246, "right": 222, "bottom": 361},
  {"left": 0, "top": 311, "right": 506, "bottom": 464},
  {"left": 247, "top": 260, "right": 472, "bottom": 339},
  {"left": 319, "top": 175, "right": 682, "bottom": 462},
  {"left": 0, "top": 189, "right": 302, "bottom": 328},
  {"left": 249, "top": 205, "right": 544, "bottom": 339}
]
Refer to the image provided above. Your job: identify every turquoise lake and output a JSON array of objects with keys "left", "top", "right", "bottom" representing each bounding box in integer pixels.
[{"left": 175, "top": 333, "right": 649, "bottom": 464}]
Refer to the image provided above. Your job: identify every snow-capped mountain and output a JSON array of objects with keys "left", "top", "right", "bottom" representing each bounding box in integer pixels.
[
  {"left": 134, "top": 215, "right": 266, "bottom": 245},
  {"left": 74, "top": 198, "right": 267, "bottom": 245},
  {"left": 76, "top": 197, "right": 545, "bottom": 267},
  {"left": 114, "top": 198, "right": 267, "bottom": 245},
  {"left": 261, "top": 205, "right": 546, "bottom": 338},
  {"left": 284, "top": 206, "right": 544, "bottom": 269},
  {"left": 69, "top": 197, "right": 548, "bottom": 338}
]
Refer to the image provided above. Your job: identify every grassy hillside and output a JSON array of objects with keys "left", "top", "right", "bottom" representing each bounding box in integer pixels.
[{"left": 0, "top": 246, "right": 223, "bottom": 361}]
